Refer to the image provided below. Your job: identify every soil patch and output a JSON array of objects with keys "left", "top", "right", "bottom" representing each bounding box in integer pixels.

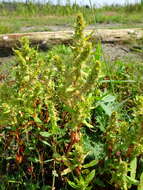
[
  {"left": 20, "top": 23, "right": 143, "bottom": 33},
  {"left": 102, "top": 43, "right": 143, "bottom": 62}
]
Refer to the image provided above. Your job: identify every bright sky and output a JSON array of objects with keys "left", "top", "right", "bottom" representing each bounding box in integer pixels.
[{"left": 51, "top": 0, "right": 140, "bottom": 7}]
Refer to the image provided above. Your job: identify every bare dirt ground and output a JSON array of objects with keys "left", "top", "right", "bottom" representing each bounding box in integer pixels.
[{"left": 102, "top": 43, "right": 143, "bottom": 62}]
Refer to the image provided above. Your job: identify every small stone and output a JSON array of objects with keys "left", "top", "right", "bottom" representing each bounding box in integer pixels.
[{"left": 3, "top": 36, "right": 8, "bottom": 40}]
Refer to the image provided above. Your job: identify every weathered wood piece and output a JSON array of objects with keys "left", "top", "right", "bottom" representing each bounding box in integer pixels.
[{"left": 0, "top": 28, "right": 143, "bottom": 49}]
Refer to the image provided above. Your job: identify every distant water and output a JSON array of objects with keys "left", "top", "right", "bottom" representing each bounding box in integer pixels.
[{"left": 51, "top": 0, "right": 140, "bottom": 7}]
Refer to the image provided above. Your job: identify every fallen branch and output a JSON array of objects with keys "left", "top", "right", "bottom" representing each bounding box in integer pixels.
[{"left": 0, "top": 28, "right": 143, "bottom": 50}]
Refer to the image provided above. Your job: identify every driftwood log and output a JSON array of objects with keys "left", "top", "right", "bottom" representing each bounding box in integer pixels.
[{"left": 0, "top": 28, "right": 143, "bottom": 51}]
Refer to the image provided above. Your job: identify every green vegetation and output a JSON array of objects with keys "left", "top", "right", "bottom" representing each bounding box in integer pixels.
[
  {"left": 0, "top": 14, "right": 143, "bottom": 190},
  {"left": 0, "top": 1, "right": 143, "bottom": 34}
]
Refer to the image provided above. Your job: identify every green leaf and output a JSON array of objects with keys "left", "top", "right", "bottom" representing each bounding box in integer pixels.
[
  {"left": 101, "top": 94, "right": 116, "bottom": 103},
  {"left": 126, "top": 176, "right": 139, "bottom": 185},
  {"left": 83, "top": 120, "right": 94, "bottom": 128},
  {"left": 130, "top": 157, "right": 137, "bottom": 180},
  {"left": 25, "top": 183, "right": 40, "bottom": 190},
  {"left": 34, "top": 117, "right": 42, "bottom": 123},
  {"left": 85, "top": 170, "right": 95, "bottom": 185},
  {"left": 83, "top": 160, "right": 98, "bottom": 168},
  {"left": 94, "top": 178, "right": 106, "bottom": 187},
  {"left": 100, "top": 80, "right": 135, "bottom": 84},
  {"left": 41, "top": 186, "right": 51, "bottom": 190},
  {"left": 66, "top": 86, "right": 75, "bottom": 92},
  {"left": 44, "top": 159, "right": 53, "bottom": 163},
  {"left": 61, "top": 168, "right": 72, "bottom": 176},
  {"left": 138, "top": 172, "right": 143, "bottom": 190},
  {"left": 23, "top": 75, "right": 30, "bottom": 82},
  {"left": 68, "top": 181, "right": 79, "bottom": 189},
  {"left": 40, "top": 132, "right": 52, "bottom": 138},
  {"left": 97, "top": 94, "right": 116, "bottom": 116},
  {"left": 8, "top": 180, "right": 22, "bottom": 184},
  {"left": 85, "top": 187, "right": 92, "bottom": 190},
  {"left": 28, "top": 157, "right": 40, "bottom": 163},
  {"left": 63, "top": 105, "right": 75, "bottom": 113},
  {"left": 100, "top": 103, "right": 114, "bottom": 116},
  {"left": 40, "top": 140, "right": 51, "bottom": 146}
]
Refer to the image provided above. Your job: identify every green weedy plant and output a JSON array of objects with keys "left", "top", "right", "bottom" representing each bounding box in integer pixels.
[
  {"left": 102, "top": 92, "right": 143, "bottom": 190},
  {"left": 1, "top": 11, "right": 143, "bottom": 190},
  {"left": 68, "top": 169, "right": 95, "bottom": 190},
  {"left": 0, "top": 13, "right": 101, "bottom": 189}
]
